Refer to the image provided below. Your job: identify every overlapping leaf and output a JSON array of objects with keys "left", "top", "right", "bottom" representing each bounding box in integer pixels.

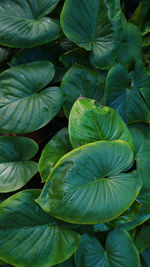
[
  {"left": 37, "top": 140, "right": 141, "bottom": 224},
  {"left": 39, "top": 128, "right": 72, "bottom": 182},
  {"left": 61, "top": 0, "right": 117, "bottom": 69},
  {"left": 61, "top": 66, "right": 105, "bottom": 117},
  {"left": 0, "top": 61, "right": 63, "bottom": 133},
  {"left": 69, "top": 98, "right": 134, "bottom": 149},
  {"left": 0, "top": 190, "right": 80, "bottom": 267},
  {"left": 0, "top": 0, "right": 61, "bottom": 48},
  {"left": 0, "top": 136, "right": 38, "bottom": 193},
  {"left": 105, "top": 63, "right": 150, "bottom": 123},
  {"left": 75, "top": 229, "right": 140, "bottom": 267}
]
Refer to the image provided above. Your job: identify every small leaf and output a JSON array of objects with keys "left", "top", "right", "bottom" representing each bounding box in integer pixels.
[
  {"left": 0, "top": 190, "right": 80, "bottom": 267},
  {"left": 39, "top": 128, "right": 72, "bottom": 182},
  {"left": 61, "top": 66, "right": 105, "bottom": 117},
  {"left": 135, "top": 225, "right": 150, "bottom": 253},
  {"left": 75, "top": 229, "right": 140, "bottom": 267},
  {"left": 105, "top": 63, "right": 150, "bottom": 123},
  {"left": 69, "top": 98, "right": 134, "bottom": 149},
  {"left": 0, "top": 136, "right": 38, "bottom": 193}
]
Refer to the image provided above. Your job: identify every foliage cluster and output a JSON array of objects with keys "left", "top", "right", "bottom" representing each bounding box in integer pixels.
[{"left": 0, "top": 0, "right": 150, "bottom": 266}]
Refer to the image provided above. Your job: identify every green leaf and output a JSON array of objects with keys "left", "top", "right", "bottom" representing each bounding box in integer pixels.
[
  {"left": 0, "top": 136, "right": 38, "bottom": 193},
  {"left": 75, "top": 229, "right": 140, "bottom": 267},
  {"left": 94, "top": 201, "right": 141, "bottom": 232},
  {"left": 39, "top": 128, "right": 72, "bottom": 182},
  {"left": 129, "top": 123, "right": 150, "bottom": 188},
  {"left": 116, "top": 21, "right": 142, "bottom": 67},
  {"left": 0, "top": 190, "right": 80, "bottom": 267},
  {"left": 0, "top": 47, "right": 9, "bottom": 63},
  {"left": 69, "top": 98, "right": 134, "bottom": 149},
  {"left": 9, "top": 43, "right": 66, "bottom": 83},
  {"left": 59, "top": 48, "right": 90, "bottom": 69},
  {"left": 141, "top": 247, "right": 150, "bottom": 267},
  {"left": 0, "top": 0, "right": 61, "bottom": 48},
  {"left": 61, "top": 66, "right": 105, "bottom": 117},
  {"left": 135, "top": 226, "right": 150, "bottom": 253},
  {"left": 37, "top": 140, "right": 141, "bottom": 224},
  {"left": 61, "top": 0, "right": 116, "bottom": 69},
  {"left": 0, "top": 61, "right": 63, "bottom": 133},
  {"left": 57, "top": 256, "right": 75, "bottom": 267},
  {"left": 121, "top": 190, "right": 150, "bottom": 230},
  {"left": 105, "top": 63, "right": 150, "bottom": 123},
  {"left": 0, "top": 259, "right": 6, "bottom": 265},
  {"left": 140, "top": 88, "right": 150, "bottom": 109}
]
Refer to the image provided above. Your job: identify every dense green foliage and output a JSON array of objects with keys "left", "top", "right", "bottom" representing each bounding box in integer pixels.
[{"left": 0, "top": 0, "right": 150, "bottom": 266}]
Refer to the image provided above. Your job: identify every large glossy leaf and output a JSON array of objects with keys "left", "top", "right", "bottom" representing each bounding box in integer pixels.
[
  {"left": 61, "top": 66, "right": 105, "bottom": 117},
  {"left": 0, "top": 0, "right": 61, "bottom": 48},
  {"left": 0, "top": 190, "right": 80, "bottom": 267},
  {"left": 0, "top": 61, "right": 63, "bottom": 133},
  {"left": 75, "top": 229, "right": 140, "bottom": 267},
  {"left": 129, "top": 123, "right": 150, "bottom": 188},
  {"left": 39, "top": 128, "right": 72, "bottom": 182},
  {"left": 9, "top": 43, "right": 66, "bottom": 83},
  {"left": 135, "top": 226, "right": 150, "bottom": 253},
  {"left": 94, "top": 201, "right": 141, "bottom": 232},
  {"left": 37, "top": 140, "right": 141, "bottom": 224},
  {"left": 105, "top": 63, "right": 150, "bottom": 123},
  {"left": 61, "top": 0, "right": 116, "bottom": 69},
  {"left": 0, "top": 136, "right": 38, "bottom": 193},
  {"left": 69, "top": 98, "right": 134, "bottom": 149}
]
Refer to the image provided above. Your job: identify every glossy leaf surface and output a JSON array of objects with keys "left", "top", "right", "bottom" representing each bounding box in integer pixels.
[
  {"left": 75, "top": 229, "right": 140, "bottom": 267},
  {"left": 38, "top": 140, "right": 141, "bottom": 224},
  {"left": 0, "top": 61, "right": 63, "bottom": 133},
  {"left": 39, "top": 128, "right": 72, "bottom": 182},
  {"left": 0, "top": 0, "right": 61, "bottom": 48},
  {"left": 69, "top": 98, "right": 133, "bottom": 149},
  {"left": 61, "top": 66, "right": 105, "bottom": 117},
  {"left": 61, "top": 0, "right": 116, "bottom": 69},
  {"left": 0, "top": 136, "right": 38, "bottom": 193},
  {"left": 0, "top": 190, "right": 80, "bottom": 267},
  {"left": 105, "top": 63, "right": 150, "bottom": 123}
]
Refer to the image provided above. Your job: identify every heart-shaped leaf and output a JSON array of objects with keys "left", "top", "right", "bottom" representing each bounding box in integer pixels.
[
  {"left": 37, "top": 140, "right": 141, "bottom": 224},
  {"left": 39, "top": 128, "right": 72, "bottom": 182},
  {"left": 61, "top": 66, "right": 105, "bottom": 117},
  {"left": 135, "top": 225, "right": 150, "bottom": 253},
  {"left": 61, "top": 0, "right": 117, "bottom": 69},
  {"left": 121, "top": 190, "right": 150, "bottom": 230},
  {"left": 105, "top": 63, "right": 150, "bottom": 123},
  {"left": 0, "top": 136, "right": 38, "bottom": 193},
  {"left": 0, "top": 190, "right": 80, "bottom": 267},
  {"left": 69, "top": 98, "right": 134, "bottom": 149},
  {"left": 129, "top": 123, "right": 150, "bottom": 188},
  {"left": 0, "top": 0, "right": 61, "bottom": 48},
  {"left": 75, "top": 229, "right": 140, "bottom": 267},
  {"left": 0, "top": 61, "right": 63, "bottom": 133}
]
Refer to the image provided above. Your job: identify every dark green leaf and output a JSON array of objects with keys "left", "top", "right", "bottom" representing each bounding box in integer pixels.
[
  {"left": 39, "top": 128, "right": 72, "bottom": 182},
  {"left": 61, "top": 0, "right": 116, "bottom": 69},
  {"left": 135, "top": 226, "right": 150, "bottom": 253},
  {"left": 75, "top": 229, "right": 140, "bottom": 267},
  {"left": 0, "top": 136, "right": 38, "bottom": 193},
  {"left": 37, "top": 140, "right": 141, "bottom": 224},
  {"left": 61, "top": 66, "right": 105, "bottom": 117},
  {"left": 0, "top": 0, "right": 61, "bottom": 48},
  {"left": 0, "top": 61, "right": 63, "bottom": 133},
  {"left": 0, "top": 190, "right": 80, "bottom": 267},
  {"left": 105, "top": 63, "right": 150, "bottom": 123}
]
